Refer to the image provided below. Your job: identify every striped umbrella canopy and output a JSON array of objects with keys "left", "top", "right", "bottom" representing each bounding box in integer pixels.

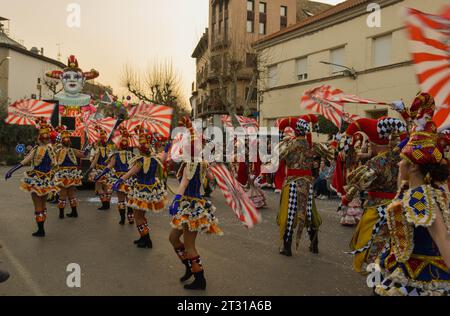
[
  {"left": 128, "top": 103, "right": 173, "bottom": 138},
  {"left": 112, "top": 120, "right": 140, "bottom": 148},
  {"left": 209, "top": 163, "right": 261, "bottom": 228},
  {"left": 300, "top": 85, "right": 360, "bottom": 129},
  {"left": 5, "top": 99, "right": 56, "bottom": 125},
  {"left": 73, "top": 117, "right": 117, "bottom": 144},
  {"left": 403, "top": 6, "right": 450, "bottom": 129}
]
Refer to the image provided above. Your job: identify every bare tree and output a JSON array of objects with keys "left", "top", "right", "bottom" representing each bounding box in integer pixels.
[
  {"left": 121, "top": 61, "right": 190, "bottom": 128},
  {"left": 43, "top": 79, "right": 63, "bottom": 97}
]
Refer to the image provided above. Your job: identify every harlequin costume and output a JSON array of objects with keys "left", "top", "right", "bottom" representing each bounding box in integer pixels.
[
  {"left": 5, "top": 118, "right": 59, "bottom": 237},
  {"left": 277, "top": 115, "right": 326, "bottom": 256},
  {"left": 89, "top": 127, "right": 112, "bottom": 210},
  {"left": 342, "top": 117, "right": 407, "bottom": 273},
  {"left": 54, "top": 127, "right": 85, "bottom": 219},
  {"left": 374, "top": 93, "right": 450, "bottom": 296},
  {"left": 124, "top": 126, "right": 168, "bottom": 248},
  {"left": 169, "top": 116, "right": 222, "bottom": 291},
  {"left": 96, "top": 127, "right": 135, "bottom": 225}
]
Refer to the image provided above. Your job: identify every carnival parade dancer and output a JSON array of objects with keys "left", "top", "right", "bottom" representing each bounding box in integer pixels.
[
  {"left": 89, "top": 127, "right": 112, "bottom": 210},
  {"left": 277, "top": 115, "right": 331, "bottom": 256},
  {"left": 342, "top": 117, "right": 407, "bottom": 273},
  {"left": 168, "top": 116, "right": 222, "bottom": 290},
  {"left": 5, "top": 118, "right": 59, "bottom": 237},
  {"left": 54, "top": 127, "right": 87, "bottom": 219},
  {"left": 112, "top": 126, "right": 169, "bottom": 249},
  {"left": 373, "top": 93, "right": 450, "bottom": 296},
  {"left": 94, "top": 127, "right": 135, "bottom": 225}
]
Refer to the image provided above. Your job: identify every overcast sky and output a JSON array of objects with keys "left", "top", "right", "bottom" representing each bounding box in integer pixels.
[{"left": 1, "top": 0, "right": 344, "bottom": 104}]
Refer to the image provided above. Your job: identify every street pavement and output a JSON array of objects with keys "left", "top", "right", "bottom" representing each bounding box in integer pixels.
[{"left": 0, "top": 166, "right": 372, "bottom": 296}]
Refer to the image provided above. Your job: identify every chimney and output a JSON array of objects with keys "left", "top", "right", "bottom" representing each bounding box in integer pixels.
[{"left": 41, "top": 47, "right": 44, "bottom": 55}]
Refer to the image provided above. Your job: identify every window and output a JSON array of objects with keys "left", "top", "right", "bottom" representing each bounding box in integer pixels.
[
  {"left": 280, "top": 6, "right": 288, "bottom": 29},
  {"left": 247, "top": 0, "right": 254, "bottom": 12},
  {"left": 259, "top": 2, "right": 266, "bottom": 14},
  {"left": 296, "top": 57, "right": 308, "bottom": 81},
  {"left": 330, "top": 47, "right": 345, "bottom": 73},
  {"left": 268, "top": 65, "right": 278, "bottom": 88},
  {"left": 373, "top": 34, "right": 392, "bottom": 67},
  {"left": 259, "top": 22, "right": 266, "bottom": 35},
  {"left": 247, "top": 20, "right": 254, "bottom": 33}
]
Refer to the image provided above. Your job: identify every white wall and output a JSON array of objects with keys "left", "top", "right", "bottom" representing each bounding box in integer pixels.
[{"left": 7, "top": 49, "right": 62, "bottom": 102}]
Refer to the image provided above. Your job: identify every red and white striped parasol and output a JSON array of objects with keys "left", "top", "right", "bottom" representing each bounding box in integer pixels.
[
  {"left": 403, "top": 7, "right": 450, "bottom": 129},
  {"left": 112, "top": 120, "right": 140, "bottom": 148},
  {"left": 221, "top": 115, "right": 259, "bottom": 133},
  {"left": 300, "top": 85, "right": 360, "bottom": 129},
  {"left": 5, "top": 99, "right": 56, "bottom": 126},
  {"left": 128, "top": 103, "right": 173, "bottom": 138},
  {"left": 209, "top": 163, "right": 261, "bottom": 228},
  {"left": 74, "top": 117, "right": 117, "bottom": 144}
]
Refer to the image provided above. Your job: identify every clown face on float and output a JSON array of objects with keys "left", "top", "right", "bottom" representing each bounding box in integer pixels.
[{"left": 46, "top": 55, "right": 99, "bottom": 109}]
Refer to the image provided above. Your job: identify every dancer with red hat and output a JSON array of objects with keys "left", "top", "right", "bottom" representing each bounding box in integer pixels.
[
  {"left": 277, "top": 114, "right": 330, "bottom": 256},
  {"left": 373, "top": 93, "right": 450, "bottom": 296},
  {"left": 111, "top": 126, "right": 169, "bottom": 249},
  {"left": 168, "top": 116, "right": 222, "bottom": 291},
  {"left": 94, "top": 127, "right": 135, "bottom": 225},
  {"left": 5, "top": 118, "right": 59, "bottom": 237},
  {"left": 89, "top": 127, "right": 113, "bottom": 210},
  {"left": 53, "top": 127, "right": 87, "bottom": 219},
  {"left": 341, "top": 117, "right": 406, "bottom": 273}
]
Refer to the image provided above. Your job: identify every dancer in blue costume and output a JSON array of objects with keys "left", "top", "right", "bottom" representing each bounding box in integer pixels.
[
  {"left": 5, "top": 118, "right": 59, "bottom": 237},
  {"left": 374, "top": 93, "right": 450, "bottom": 296},
  {"left": 94, "top": 126, "right": 135, "bottom": 225},
  {"left": 112, "top": 126, "right": 168, "bottom": 249}
]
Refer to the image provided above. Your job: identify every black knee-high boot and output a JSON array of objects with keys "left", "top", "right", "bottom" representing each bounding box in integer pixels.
[
  {"left": 184, "top": 256, "right": 206, "bottom": 290},
  {"left": 32, "top": 210, "right": 46, "bottom": 237},
  {"left": 67, "top": 198, "right": 78, "bottom": 218},
  {"left": 308, "top": 228, "right": 319, "bottom": 254},
  {"left": 174, "top": 245, "right": 193, "bottom": 282},
  {"left": 58, "top": 199, "right": 66, "bottom": 219}
]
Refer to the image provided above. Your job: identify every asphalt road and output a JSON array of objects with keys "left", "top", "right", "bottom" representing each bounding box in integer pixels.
[{"left": 0, "top": 166, "right": 371, "bottom": 296}]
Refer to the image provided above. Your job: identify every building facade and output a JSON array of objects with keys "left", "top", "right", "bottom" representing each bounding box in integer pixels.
[
  {"left": 191, "top": 0, "right": 298, "bottom": 127},
  {"left": 254, "top": 0, "right": 448, "bottom": 129},
  {"left": 0, "top": 19, "right": 65, "bottom": 102}
]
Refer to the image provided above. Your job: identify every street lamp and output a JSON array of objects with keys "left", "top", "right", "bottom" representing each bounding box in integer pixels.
[
  {"left": 319, "top": 61, "right": 357, "bottom": 79},
  {"left": 0, "top": 56, "right": 11, "bottom": 67}
]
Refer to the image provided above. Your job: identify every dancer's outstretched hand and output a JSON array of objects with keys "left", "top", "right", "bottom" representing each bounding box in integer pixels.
[{"left": 5, "top": 163, "right": 23, "bottom": 181}]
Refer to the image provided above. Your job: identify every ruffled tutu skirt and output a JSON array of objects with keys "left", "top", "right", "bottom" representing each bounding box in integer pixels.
[
  {"left": 127, "top": 180, "right": 167, "bottom": 212},
  {"left": 374, "top": 251, "right": 450, "bottom": 296},
  {"left": 171, "top": 196, "right": 223, "bottom": 235},
  {"left": 54, "top": 167, "right": 83, "bottom": 188},
  {"left": 20, "top": 170, "right": 59, "bottom": 197}
]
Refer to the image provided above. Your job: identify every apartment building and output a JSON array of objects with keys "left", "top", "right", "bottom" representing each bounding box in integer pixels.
[
  {"left": 253, "top": 0, "right": 448, "bottom": 128},
  {"left": 191, "top": 0, "right": 299, "bottom": 127}
]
